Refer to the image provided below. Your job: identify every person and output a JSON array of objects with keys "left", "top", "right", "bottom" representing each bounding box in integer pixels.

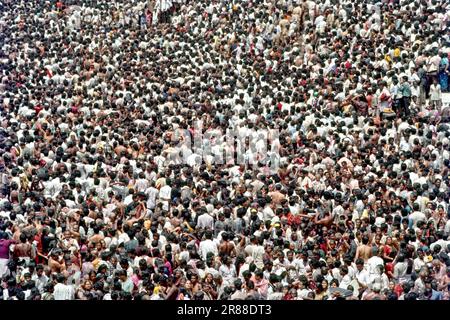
[
  {"left": 314, "top": 279, "right": 329, "bottom": 300},
  {"left": 13, "top": 233, "right": 34, "bottom": 265},
  {"left": 367, "top": 248, "right": 385, "bottom": 277},
  {"left": 76, "top": 280, "right": 94, "bottom": 300},
  {"left": 429, "top": 79, "right": 442, "bottom": 112},
  {"left": 362, "top": 283, "right": 385, "bottom": 300},
  {"left": 41, "top": 284, "right": 55, "bottom": 300},
  {"left": 230, "top": 278, "right": 246, "bottom": 300},
  {"left": 354, "top": 235, "right": 372, "bottom": 263},
  {"left": 0, "top": 232, "right": 15, "bottom": 277},
  {"left": 338, "top": 265, "right": 352, "bottom": 289},
  {"left": 48, "top": 250, "right": 66, "bottom": 274},
  {"left": 219, "top": 256, "right": 236, "bottom": 283},
  {"left": 438, "top": 52, "right": 449, "bottom": 93},
  {"left": 53, "top": 274, "right": 75, "bottom": 300},
  {"left": 32, "top": 264, "right": 49, "bottom": 294},
  {"left": 199, "top": 230, "right": 218, "bottom": 262},
  {"left": 400, "top": 76, "right": 412, "bottom": 117},
  {"left": 197, "top": 209, "right": 214, "bottom": 230},
  {"left": 393, "top": 254, "right": 408, "bottom": 281}
]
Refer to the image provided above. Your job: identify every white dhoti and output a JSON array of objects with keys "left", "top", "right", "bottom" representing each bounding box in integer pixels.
[{"left": 0, "top": 258, "right": 9, "bottom": 277}]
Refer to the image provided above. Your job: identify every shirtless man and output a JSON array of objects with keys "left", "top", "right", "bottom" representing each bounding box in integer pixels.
[
  {"left": 314, "top": 211, "right": 333, "bottom": 227},
  {"left": 268, "top": 184, "right": 285, "bottom": 205},
  {"left": 13, "top": 233, "right": 35, "bottom": 264},
  {"left": 48, "top": 249, "right": 66, "bottom": 273},
  {"left": 218, "top": 232, "right": 236, "bottom": 258},
  {"left": 354, "top": 235, "right": 372, "bottom": 263},
  {"left": 89, "top": 225, "right": 105, "bottom": 245}
]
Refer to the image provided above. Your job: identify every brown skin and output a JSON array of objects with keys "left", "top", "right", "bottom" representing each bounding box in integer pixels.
[
  {"left": 314, "top": 211, "right": 333, "bottom": 227},
  {"left": 13, "top": 240, "right": 34, "bottom": 259},
  {"left": 48, "top": 255, "right": 66, "bottom": 273},
  {"left": 219, "top": 239, "right": 236, "bottom": 257},
  {"left": 354, "top": 244, "right": 372, "bottom": 263}
]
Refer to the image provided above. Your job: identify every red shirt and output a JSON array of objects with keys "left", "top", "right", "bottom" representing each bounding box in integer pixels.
[
  {"left": 33, "top": 234, "right": 43, "bottom": 263},
  {"left": 366, "top": 95, "right": 373, "bottom": 108},
  {"left": 34, "top": 105, "right": 43, "bottom": 115}
]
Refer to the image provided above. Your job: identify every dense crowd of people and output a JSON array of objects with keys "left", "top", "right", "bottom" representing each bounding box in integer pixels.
[{"left": 0, "top": 0, "right": 449, "bottom": 300}]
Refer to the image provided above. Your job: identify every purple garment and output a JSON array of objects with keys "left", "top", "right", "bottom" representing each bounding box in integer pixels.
[
  {"left": 81, "top": 262, "right": 94, "bottom": 277},
  {"left": 0, "top": 239, "right": 14, "bottom": 259}
]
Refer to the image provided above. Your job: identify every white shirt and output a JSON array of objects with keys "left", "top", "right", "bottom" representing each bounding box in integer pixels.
[
  {"left": 53, "top": 283, "right": 75, "bottom": 300},
  {"left": 429, "top": 84, "right": 441, "bottom": 101},
  {"left": 263, "top": 206, "right": 275, "bottom": 221},
  {"left": 339, "top": 274, "right": 353, "bottom": 289},
  {"left": 251, "top": 245, "right": 265, "bottom": 265},
  {"left": 430, "top": 239, "right": 449, "bottom": 252},
  {"left": 297, "top": 288, "right": 312, "bottom": 300},
  {"left": 124, "top": 194, "right": 134, "bottom": 206},
  {"left": 199, "top": 239, "right": 218, "bottom": 261},
  {"left": 393, "top": 262, "right": 408, "bottom": 279},
  {"left": 219, "top": 264, "right": 236, "bottom": 281},
  {"left": 145, "top": 187, "right": 159, "bottom": 209},
  {"left": 367, "top": 256, "right": 384, "bottom": 275},
  {"left": 355, "top": 269, "right": 370, "bottom": 288},
  {"left": 32, "top": 274, "right": 49, "bottom": 294},
  {"left": 413, "top": 257, "right": 425, "bottom": 272},
  {"left": 159, "top": 185, "right": 172, "bottom": 200},
  {"left": 444, "top": 220, "right": 450, "bottom": 236},
  {"left": 409, "top": 211, "right": 426, "bottom": 228},
  {"left": 197, "top": 213, "right": 214, "bottom": 230}
]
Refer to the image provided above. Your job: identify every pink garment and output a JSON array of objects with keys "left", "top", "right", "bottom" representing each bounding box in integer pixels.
[{"left": 131, "top": 274, "right": 140, "bottom": 287}]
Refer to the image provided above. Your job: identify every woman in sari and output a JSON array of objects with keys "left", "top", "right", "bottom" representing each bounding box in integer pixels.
[{"left": 438, "top": 52, "right": 449, "bottom": 92}]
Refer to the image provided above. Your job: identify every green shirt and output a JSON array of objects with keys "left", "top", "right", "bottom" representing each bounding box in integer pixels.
[
  {"left": 121, "top": 278, "right": 134, "bottom": 293},
  {"left": 401, "top": 83, "right": 412, "bottom": 97}
]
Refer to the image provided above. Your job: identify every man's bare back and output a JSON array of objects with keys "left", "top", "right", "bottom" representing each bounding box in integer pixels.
[{"left": 356, "top": 244, "right": 372, "bottom": 262}]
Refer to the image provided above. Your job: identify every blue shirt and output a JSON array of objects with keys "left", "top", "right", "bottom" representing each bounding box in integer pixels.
[{"left": 430, "top": 289, "right": 443, "bottom": 300}]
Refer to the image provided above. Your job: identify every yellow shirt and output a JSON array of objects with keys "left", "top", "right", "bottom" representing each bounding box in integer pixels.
[
  {"left": 361, "top": 209, "right": 369, "bottom": 219},
  {"left": 154, "top": 286, "right": 161, "bottom": 295},
  {"left": 384, "top": 54, "right": 392, "bottom": 63}
]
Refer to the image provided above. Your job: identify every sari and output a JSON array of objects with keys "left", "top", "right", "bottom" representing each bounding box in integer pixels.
[{"left": 438, "top": 57, "right": 448, "bottom": 92}]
